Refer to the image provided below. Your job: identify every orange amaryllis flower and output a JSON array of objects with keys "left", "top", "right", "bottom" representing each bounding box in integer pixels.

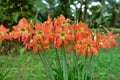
[
  {"left": 75, "top": 21, "right": 90, "bottom": 37},
  {"left": 42, "top": 15, "right": 55, "bottom": 42},
  {"left": 33, "top": 22, "right": 50, "bottom": 42},
  {"left": 53, "top": 15, "right": 74, "bottom": 48},
  {"left": 74, "top": 27, "right": 92, "bottom": 54},
  {"left": 12, "top": 18, "right": 30, "bottom": 41},
  {"left": 74, "top": 43, "right": 82, "bottom": 54},
  {"left": 55, "top": 26, "right": 74, "bottom": 48},
  {"left": 28, "top": 38, "right": 44, "bottom": 54},
  {"left": 29, "top": 38, "right": 50, "bottom": 54},
  {"left": 27, "top": 22, "right": 50, "bottom": 53},
  {"left": 97, "top": 31, "right": 119, "bottom": 49},
  {"left": 54, "top": 14, "right": 70, "bottom": 28},
  {"left": 0, "top": 25, "right": 10, "bottom": 43},
  {"left": 74, "top": 33, "right": 85, "bottom": 54},
  {"left": 96, "top": 32, "right": 108, "bottom": 49},
  {"left": 80, "top": 35, "right": 98, "bottom": 57},
  {"left": 23, "top": 35, "right": 32, "bottom": 50},
  {"left": 107, "top": 31, "right": 119, "bottom": 48}
]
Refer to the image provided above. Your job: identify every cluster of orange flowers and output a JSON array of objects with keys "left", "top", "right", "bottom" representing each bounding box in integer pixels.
[{"left": 0, "top": 15, "right": 119, "bottom": 57}]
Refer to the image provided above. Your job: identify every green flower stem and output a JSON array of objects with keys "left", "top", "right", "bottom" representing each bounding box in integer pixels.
[
  {"left": 62, "top": 44, "right": 68, "bottom": 80},
  {"left": 38, "top": 42, "right": 55, "bottom": 80},
  {"left": 89, "top": 54, "right": 94, "bottom": 80},
  {"left": 69, "top": 50, "right": 75, "bottom": 79},
  {"left": 55, "top": 48, "right": 61, "bottom": 70},
  {"left": 38, "top": 51, "right": 48, "bottom": 76},
  {"left": 82, "top": 55, "right": 87, "bottom": 80},
  {"left": 84, "top": 54, "right": 94, "bottom": 80},
  {"left": 74, "top": 53, "right": 77, "bottom": 78},
  {"left": 38, "top": 51, "right": 55, "bottom": 80},
  {"left": 70, "top": 50, "right": 80, "bottom": 80},
  {"left": 44, "top": 51, "right": 55, "bottom": 80},
  {"left": 76, "top": 55, "right": 81, "bottom": 80},
  {"left": 69, "top": 50, "right": 72, "bottom": 68}
]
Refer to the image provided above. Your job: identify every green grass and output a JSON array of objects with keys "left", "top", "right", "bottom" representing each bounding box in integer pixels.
[
  {"left": 0, "top": 52, "right": 46, "bottom": 80},
  {"left": 0, "top": 36, "right": 120, "bottom": 80},
  {"left": 94, "top": 36, "right": 120, "bottom": 80}
]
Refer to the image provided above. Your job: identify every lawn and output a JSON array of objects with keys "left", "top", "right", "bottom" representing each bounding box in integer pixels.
[{"left": 0, "top": 36, "right": 120, "bottom": 80}]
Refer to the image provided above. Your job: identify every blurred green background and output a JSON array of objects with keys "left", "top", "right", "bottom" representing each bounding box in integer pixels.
[{"left": 1, "top": 0, "right": 120, "bottom": 28}]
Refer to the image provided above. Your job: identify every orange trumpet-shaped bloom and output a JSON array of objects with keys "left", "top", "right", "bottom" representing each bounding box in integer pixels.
[
  {"left": 9, "top": 14, "right": 119, "bottom": 56},
  {"left": 80, "top": 36, "right": 98, "bottom": 57},
  {"left": 97, "top": 31, "right": 119, "bottom": 49},
  {"left": 12, "top": 18, "right": 31, "bottom": 41},
  {"left": 54, "top": 14, "right": 70, "bottom": 27},
  {"left": 74, "top": 33, "right": 85, "bottom": 54},
  {"left": 75, "top": 21, "right": 90, "bottom": 37},
  {"left": 33, "top": 22, "right": 51, "bottom": 41},
  {"left": 28, "top": 34, "right": 50, "bottom": 53},
  {"left": 31, "top": 40, "right": 44, "bottom": 54},
  {"left": 53, "top": 15, "right": 74, "bottom": 48},
  {"left": 29, "top": 39, "right": 50, "bottom": 54},
  {"left": 54, "top": 26, "right": 74, "bottom": 48},
  {"left": 27, "top": 22, "right": 50, "bottom": 53},
  {"left": 0, "top": 25, "right": 10, "bottom": 43},
  {"left": 107, "top": 31, "right": 119, "bottom": 48},
  {"left": 75, "top": 21, "right": 89, "bottom": 32},
  {"left": 96, "top": 32, "right": 108, "bottom": 49},
  {"left": 42, "top": 16, "right": 55, "bottom": 42}
]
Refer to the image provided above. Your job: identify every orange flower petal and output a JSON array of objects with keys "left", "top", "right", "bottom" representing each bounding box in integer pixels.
[
  {"left": 35, "top": 22, "right": 42, "bottom": 30},
  {"left": 91, "top": 47, "right": 98, "bottom": 56},
  {"left": 33, "top": 46, "right": 38, "bottom": 54},
  {"left": 66, "top": 34, "right": 74, "bottom": 41},
  {"left": 18, "top": 17, "right": 29, "bottom": 27},
  {"left": 56, "top": 38, "right": 62, "bottom": 48},
  {"left": 64, "top": 39, "right": 69, "bottom": 46}
]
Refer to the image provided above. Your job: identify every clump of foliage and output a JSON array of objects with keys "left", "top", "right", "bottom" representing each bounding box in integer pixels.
[{"left": 0, "top": 14, "right": 119, "bottom": 80}]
